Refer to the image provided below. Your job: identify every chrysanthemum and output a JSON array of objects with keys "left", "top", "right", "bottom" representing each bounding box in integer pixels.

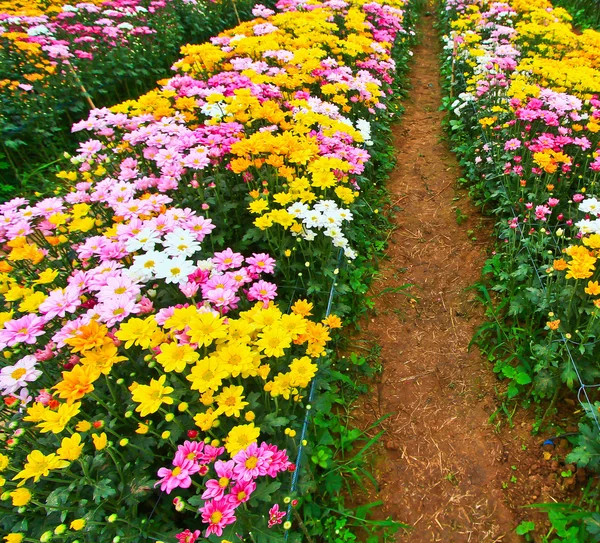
[
  {"left": 199, "top": 498, "right": 237, "bottom": 537},
  {"left": 0, "top": 355, "right": 42, "bottom": 395}
]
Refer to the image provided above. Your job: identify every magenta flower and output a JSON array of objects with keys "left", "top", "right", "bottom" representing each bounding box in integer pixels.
[
  {"left": 267, "top": 504, "right": 286, "bottom": 528},
  {"left": 176, "top": 440, "right": 205, "bottom": 464},
  {"left": 38, "top": 286, "right": 82, "bottom": 320},
  {"left": 200, "top": 498, "right": 237, "bottom": 537}
]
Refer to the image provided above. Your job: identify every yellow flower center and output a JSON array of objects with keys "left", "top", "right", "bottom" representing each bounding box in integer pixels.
[
  {"left": 245, "top": 456, "right": 258, "bottom": 469},
  {"left": 172, "top": 466, "right": 181, "bottom": 476},
  {"left": 210, "top": 511, "right": 223, "bottom": 524},
  {"left": 114, "top": 287, "right": 127, "bottom": 294},
  {"left": 11, "top": 368, "right": 27, "bottom": 380},
  {"left": 218, "top": 476, "right": 229, "bottom": 488},
  {"left": 237, "top": 491, "right": 247, "bottom": 501}
]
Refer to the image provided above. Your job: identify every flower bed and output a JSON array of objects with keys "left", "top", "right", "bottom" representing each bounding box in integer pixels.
[
  {"left": 0, "top": 0, "right": 416, "bottom": 540},
  {"left": 0, "top": 0, "right": 272, "bottom": 201},
  {"left": 440, "top": 0, "right": 600, "bottom": 480}
]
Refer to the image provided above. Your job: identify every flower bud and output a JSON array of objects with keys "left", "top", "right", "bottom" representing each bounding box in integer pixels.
[
  {"left": 54, "top": 524, "right": 67, "bottom": 535},
  {"left": 165, "top": 413, "right": 175, "bottom": 422},
  {"left": 40, "top": 531, "right": 53, "bottom": 542},
  {"left": 107, "top": 514, "right": 118, "bottom": 523}
]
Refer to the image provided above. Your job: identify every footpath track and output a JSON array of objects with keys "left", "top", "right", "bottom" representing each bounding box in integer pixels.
[{"left": 354, "top": 9, "right": 562, "bottom": 542}]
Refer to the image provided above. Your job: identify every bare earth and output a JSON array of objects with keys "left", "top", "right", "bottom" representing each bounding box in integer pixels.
[{"left": 351, "top": 10, "right": 583, "bottom": 543}]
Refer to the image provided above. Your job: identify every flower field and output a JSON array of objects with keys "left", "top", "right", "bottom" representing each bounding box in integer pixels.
[
  {"left": 0, "top": 0, "right": 417, "bottom": 541},
  {"left": 441, "top": 0, "right": 600, "bottom": 493},
  {"left": 0, "top": 0, "right": 270, "bottom": 201}
]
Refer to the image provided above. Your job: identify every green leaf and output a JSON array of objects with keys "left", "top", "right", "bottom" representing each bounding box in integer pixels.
[
  {"left": 515, "top": 521, "right": 535, "bottom": 535},
  {"left": 93, "top": 478, "right": 117, "bottom": 504}
]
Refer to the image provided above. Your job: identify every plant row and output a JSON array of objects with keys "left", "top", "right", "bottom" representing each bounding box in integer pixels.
[
  {"left": 440, "top": 0, "right": 600, "bottom": 481},
  {"left": 0, "top": 0, "right": 417, "bottom": 541},
  {"left": 0, "top": 0, "right": 271, "bottom": 201}
]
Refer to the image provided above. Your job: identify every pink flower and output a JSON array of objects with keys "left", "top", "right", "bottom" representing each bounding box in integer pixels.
[
  {"left": 175, "top": 530, "right": 201, "bottom": 543},
  {"left": 199, "top": 444, "right": 225, "bottom": 464},
  {"left": 232, "top": 442, "right": 273, "bottom": 482},
  {"left": 548, "top": 198, "right": 559, "bottom": 207},
  {"left": 0, "top": 314, "right": 46, "bottom": 348},
  {"left": 573, "top": 194, "right": 585, "bottom": 203},
  {"left": 247, "top": 280, "right": 277, "bottom": 306},
  {"left": 35, "top": 389, "right": 53, "bottom": 405},
  {"left": 246, "top": 253, "right": 276, "bottom": 275},
  {"left": 212, "top": 248, "right": 244, "bottom": 271},
  {"left": 201, "top": 460, "right": 235, "bottom": 500},
  {"left": 227, "top": 479, "right": 256, "bottom": 505},
  {"left": 199, "top": 498, "right": 237, "bottom": 537},
  {"left": 38, "top": 286, "right": 82, "bottom": 320},
  {"left": 175, "top": 440, "right": 205, "bottom": 465},
  {"left": 259, "top": 442, "right": 292, "bottom": 476},
  {"left": 267, "top": 504, "right": 286, "bottom": 528},
  {"left": 155, "top": 460, "right": 198, "bottom": 494}
]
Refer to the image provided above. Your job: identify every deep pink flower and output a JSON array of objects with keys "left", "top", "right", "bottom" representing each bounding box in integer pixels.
[
  {"left": 199, "top": 498, "right": 237, "bottom": 537},
  {"left": 175, "top": 530, "right": 201, "bottom": 543},
  {"left": 227, "top": 479, "right": 256, "bottom": 505}
]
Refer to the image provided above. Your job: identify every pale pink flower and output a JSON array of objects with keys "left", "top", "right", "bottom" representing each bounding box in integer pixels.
[
  {"left": 212, "top": 248, "right": 244, "bottom": 271},
  {"left": 0, "top": 314, "right": 46, "bottom": 348},
  {"left": 38, "top": 286, "right": 82, "bottom": 319},
  {"left": 246, "top": 253, "right": 276, "bottom": 275}
]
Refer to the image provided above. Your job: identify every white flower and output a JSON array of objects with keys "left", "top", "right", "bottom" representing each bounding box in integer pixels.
[
  {"left": 128, "top": 250, "right": 168, "bottom": 281},
  {"left": 287, "top": 202, "right": 310, "bottom": 218},
  {"left": 154, "top": 256, "right": 196, "bottom": 284},
  {"left": 163, "top": 228, "right": 201, "bottom": 257},
  {"left": 125, "top": 227, "right": 160, "bottom": 253},
  {"left": 579, "top": 197, "right": 600, "bottom": 217},
  {"left": 201, "top": 102, "right": 226, "bottom": 119},
  {"left": 0, "top": 355, "right": 42, "bottom": 395},
  {"left": 575, "top": 219, "right": 600, "bottom": 235},
  {"left": 302, "top": 229, "right": 317, "bottom": 241}
]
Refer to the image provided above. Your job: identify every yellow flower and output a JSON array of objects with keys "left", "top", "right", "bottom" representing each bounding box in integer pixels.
[
  {"left": 224, "top": 423, "right": 260, "bottom": 456},
  {"left": 248, "top": 199, "right": 269, "bottom": 214},
  {"left": 92, "top": 432, "right": 108, "bottom": 451},
  {"left": 291, "top": 299, "right": 313, "bottom": 317},
  {"left": 64, "top": 321, "right": 109, "bottom": 353},
  {"left": 215, "top": 385, "right": 249, "bottom": 417},
  {"left": 136, "top": 423, "right": 149, "bottom": 435},
  {"left": 4, "top": 534, "right": 24, "bottom": 543},
  {"left": 57, "top": 433, "right": 84, "bottom": 461},
  {"left": 156, "top": 341, "right": 199, "bottom": 373},
  {"left": 18, "top": 290, "right": 48, "bottom": 313},
  {"left": 80, "top": 339, "right": 127, "bottom": 375},
  {"left": 131, "top": 375, "right": 174, "bottom": 416},
  {"left": 36, "top": 402, "right": 82, "bottom": 434},
  {"left": 289, "top": 356, "right": 318, "bottom": 387},
  {"left": 256, "top": 326, "right": 292, "bottom": 358},
  {"left": 76, "top": 420, "right": 92, "bottom": 432},
  {"left": 585, "top": 281, "right": 600, "bottom": 296},
  {"left": 115, "top": 317, "right": 159, "bottom": 349},
  {"left": 322, "top": 314, "right": 342, "bottom": 329},
  {"left": 0, "top": 453, "right": 8, "bottom": 471},
  {"left": 70, "top": 519, "right": 86, "bottom": 531},
  {"left": 10, "top": 488, "right": 32, "bottom": 506},
  {"left": 12, "top": 450, "right": 69, "bottom": 486},
  {"left": 187, "top": 312, "right": 227, "bottom": 347},
  {"left": 193, "top": 408, "right": 218, "bottom": 431},
  {"left": 187, "top": 356, "right": 229, "bottom": 393}
]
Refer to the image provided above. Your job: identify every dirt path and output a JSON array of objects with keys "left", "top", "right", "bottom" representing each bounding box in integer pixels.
[{"left": 353, "top": 10, "right": 577, "bottom": 543}]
